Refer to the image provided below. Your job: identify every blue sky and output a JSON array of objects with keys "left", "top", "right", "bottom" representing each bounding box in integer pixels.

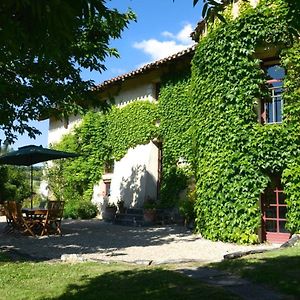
[{"left": 3, "top": 0, "right": 203, "bottom": 149}]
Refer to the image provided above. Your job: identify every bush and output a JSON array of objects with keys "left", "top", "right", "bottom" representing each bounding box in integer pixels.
[
  {"left": 0, "top": 166, "right": 31, "bottom": 203},
  {"left": 179, "top": 184, "right": 196, "bottom": 225},
  {"left": 64, "top": 201, "right": 98, "bottom": 219}
]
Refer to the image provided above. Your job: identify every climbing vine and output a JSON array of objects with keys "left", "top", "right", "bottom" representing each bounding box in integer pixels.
[
  {"left": 47, "top": 111, "right": 109, "bottom": 218},
  {"left": 158, "top": 71, "right": 194, "bottom": 207},
  {"left": 107, "top": 101, "right": 159, "bottom": 160},
  {"left": 281, "top": 41, "right": 300, "bottom": 233},
  {"left": 190, "top": 0, "right": 300, "bottom": 243}
]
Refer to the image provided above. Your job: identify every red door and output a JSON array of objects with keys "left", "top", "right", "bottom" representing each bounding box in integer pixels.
[{"left": 261, "top": 187, "right": 290, "bottom": 243}]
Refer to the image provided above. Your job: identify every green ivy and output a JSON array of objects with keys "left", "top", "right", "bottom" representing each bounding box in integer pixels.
[
  {"left": 47, "top": 101, "right": 158, "bottom": 217},
  {"left": 158, "top": 71, "right": 194, "bottom": 207},
  {"left": 190, "top": 0, "right": 300, "bottom": 243},
  {"left": 107, "top": 101, "right": 159, "bottom": 160},
  {"left": 282, "top": 41, "right": 300, "bottom": 233}
]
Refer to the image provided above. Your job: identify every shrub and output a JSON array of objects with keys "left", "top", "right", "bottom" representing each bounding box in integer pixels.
[{"left": 64, "top": 200, "right": 97, "bottom": 219}]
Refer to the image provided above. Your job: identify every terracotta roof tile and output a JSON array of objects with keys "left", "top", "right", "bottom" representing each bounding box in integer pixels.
[{"left": 96, "top": 44, "right": 196, "bottom": 91}]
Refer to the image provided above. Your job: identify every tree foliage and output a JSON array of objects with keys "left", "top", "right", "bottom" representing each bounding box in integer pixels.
[
  {"left": 0, "top": 0, "right": 135, "bottom": 143},
  {"left": 0, "top": 165, "right": 31, "bottom": 202}
]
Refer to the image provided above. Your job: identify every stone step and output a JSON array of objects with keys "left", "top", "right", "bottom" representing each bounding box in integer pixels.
[
  {"left": 115, "top": 213, "right": 144, "bottom": 226},
  {"left": 126, "top": 208, "right": 144, "bottom": 215},
  {"left": 115, "top": 213, "right": 143, "bottom": 221}
]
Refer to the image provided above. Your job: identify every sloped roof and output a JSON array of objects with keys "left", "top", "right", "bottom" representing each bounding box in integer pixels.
[{"left": 96, "top": 44, "right": 197, "bottom": 91}]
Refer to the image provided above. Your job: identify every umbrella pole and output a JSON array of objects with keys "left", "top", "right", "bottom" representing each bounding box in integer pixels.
[{"left": 30, "top": 165, "right": 33, "bottom": 209}]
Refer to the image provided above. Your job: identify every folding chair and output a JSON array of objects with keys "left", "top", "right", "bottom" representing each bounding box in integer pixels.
[
  {"left": 3, "top": 201, "right": 14, "bottom": 233},
  {"left": 41, "top": 201, "right": 64, "bottom": 236},
  {"left": 4, "top": 201, "right": 36, "bottom": 237}
]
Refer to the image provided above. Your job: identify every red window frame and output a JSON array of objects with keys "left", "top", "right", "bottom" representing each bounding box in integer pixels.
[{"left": 104, "top": 180, "right": 111, "bottom": 197}]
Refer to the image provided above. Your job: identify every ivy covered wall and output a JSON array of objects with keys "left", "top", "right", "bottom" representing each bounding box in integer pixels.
[
  {"left": 190, "top": 0, "right": 300, "bottom": 243},
  {"left": 48, "top": 101, "right": 158, "bottom": 217},
  {"left": 158, "top": 70, "right": 194, "bottom": 208}
]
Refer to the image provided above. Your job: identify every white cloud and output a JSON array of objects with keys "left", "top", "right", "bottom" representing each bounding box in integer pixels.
[
  {"left": 161, "top": 31, "right": 175, "bottom": 39},
  {"left": 176, "top": 23, "right": 194, "bottom": 45},
  {"left": 133, "top": 39, "right": 189, "bottom": 61},
  {"left": 133, "top": 23, "right": 195, "bottom": 62},
  {"left": 162, "top": 24, "right": 194, "bottom": 45}
]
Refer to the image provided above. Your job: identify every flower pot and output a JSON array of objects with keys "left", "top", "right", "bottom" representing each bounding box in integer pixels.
[
  {"left": 143, "top": 208, "right": 156, "bottom": 223},
  {"left": 103, "top": 206, "right": 117, "bottom": 222}
]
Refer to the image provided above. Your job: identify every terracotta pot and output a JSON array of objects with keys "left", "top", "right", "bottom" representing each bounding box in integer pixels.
[
  {"left": 104, "top": 206, "right": 117, "bottom": 221},
  {"left": 143, "top": 209, "right": 156, "bottom": 223}
]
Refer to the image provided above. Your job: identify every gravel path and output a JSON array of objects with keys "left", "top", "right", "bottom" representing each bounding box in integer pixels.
[{"left": 0, "top": 217, "right": 278, "bottom": 264}]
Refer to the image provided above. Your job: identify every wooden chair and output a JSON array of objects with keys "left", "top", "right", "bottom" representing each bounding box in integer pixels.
[
  {"left": 3, "top": 201, "right": 14, "bottom": 233},
  {"left": 3, "top": 201, "right": 36, "bottom": 237},
  {"left": 41, "top": 201, "right": 64, "bottom": 236}
]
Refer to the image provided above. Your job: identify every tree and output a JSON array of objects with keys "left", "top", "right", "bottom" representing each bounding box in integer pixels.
[
  {"left": 0, "top": 0, "right": 135, "bottom": 143},
  {"left": 0, "top": 165, "right": 31, "bottom": 203},
  {"left": 193, "top": 0, "right": 247, "bottom": 20}
]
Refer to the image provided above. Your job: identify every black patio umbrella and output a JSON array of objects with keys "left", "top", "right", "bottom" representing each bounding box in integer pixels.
[{"left": 0, "top": 145, "right": 79, "bottom": 208}]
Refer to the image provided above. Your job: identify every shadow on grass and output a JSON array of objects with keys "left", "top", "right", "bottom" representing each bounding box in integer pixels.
[
  {"left": 0, "top": 247, "right": 46, "bottom": 262},
  {"left": 211, "top": 250, "right": 300, "bottom": 297},
  {"left": 54, "top": 268, "right": 238, "bottom": 300}
]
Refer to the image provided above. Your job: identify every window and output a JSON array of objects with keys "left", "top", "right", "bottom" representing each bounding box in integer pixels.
[
  {"left": 261, "top": 64, "right": 285, "bottom": 124},
  {"left": 104, "top": 180, "right": 111, "bottom": 197}
]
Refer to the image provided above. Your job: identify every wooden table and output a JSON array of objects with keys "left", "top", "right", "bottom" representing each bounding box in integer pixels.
[
  {"left": 22, "top": 207, "right": 48, "bottom": 219},
  {"left": 21, "top": 208, "right": 48, "bottom": 235}
]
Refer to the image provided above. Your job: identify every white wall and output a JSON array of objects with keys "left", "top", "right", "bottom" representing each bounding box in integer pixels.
[
  {"left": 111, "top": 142, "right": 158, "bottom": 207},
  {"left": 114, "top": 82, "right": 156, "bottom": 107},
  {"left": 48, "top": 115, "right": 82, "bottom": 146},
  {"left": 92, "top": 142, "right": 159, "bottom": 214},
  {"left": 48, "top": 83, "right": 156, "bottom": 145}
]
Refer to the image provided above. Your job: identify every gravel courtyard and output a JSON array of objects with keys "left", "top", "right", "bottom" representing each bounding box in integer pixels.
[{"left": 0, "top": 217, "right": 278, "bottom": 264}]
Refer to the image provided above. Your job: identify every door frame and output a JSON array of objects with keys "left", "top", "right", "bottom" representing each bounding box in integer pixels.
[{"left": 261, "top": 185, "right": 290, "bottom": 243}]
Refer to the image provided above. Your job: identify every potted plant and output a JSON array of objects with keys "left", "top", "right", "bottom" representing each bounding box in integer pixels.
[
  {"left": 179, "top": 188, "right": 196, "bottom": 229},
  {"left": 117, "top": 199, "right": 126, "bottom": 214},
  {"left": 103, "top": 203, "right": 117, "bottom": 221},
  {"left": 143, "top": 197, "right": 157, "bottom": 223}
]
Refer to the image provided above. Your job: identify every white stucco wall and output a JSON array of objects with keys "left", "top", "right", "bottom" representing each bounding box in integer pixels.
[
  {"left": 110, "top": 141, "right": 158, "bottom": 207},
  {"left": 48, "top": 83, "right": 156, "bottom": 145},
  {"left": 48, "top": 115, "right": 82, "bottom": 146},
  {"left": 91, "top": 142, "right": 159, "bottom": 215},
  {"left": 114, "top": 82, "right": 156, "bottom": 107}
]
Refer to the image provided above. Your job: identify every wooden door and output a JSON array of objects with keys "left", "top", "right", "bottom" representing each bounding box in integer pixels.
[{"left": 261, "top": 187, "right": 290, "bottom": 243}]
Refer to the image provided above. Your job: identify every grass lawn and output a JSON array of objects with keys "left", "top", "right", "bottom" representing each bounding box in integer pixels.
[
  {"left": 211, "top": 242, "right": 300, "bottom": 297},
  {"left": 0, "top": 252, "right": 238, "bottom": 300}
]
